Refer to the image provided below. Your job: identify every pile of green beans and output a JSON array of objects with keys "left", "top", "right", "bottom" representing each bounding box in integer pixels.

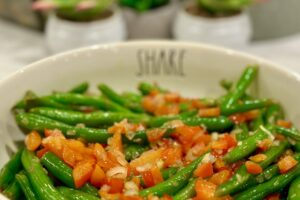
[{"left": 2, "top": 66, "right": 300, "bottom": 200}]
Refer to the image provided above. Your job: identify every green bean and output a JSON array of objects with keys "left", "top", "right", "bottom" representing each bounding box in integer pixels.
[
  {"left": 220, "top": 79, "right": 233, "bottom": 91},
  {"left": 222, "top": 66, "right": 258, "bottom": 109},
  {"left": 235, "top": 163, "right": 300, "bottom": 200},
  {"left": 138, "top": 82, "right": 165, "bottom": 95},
  {"left": 124, "top": 144, "right": 149, "bottom": 161},
  {"left": 14, "top": 90, "right": 38, "bottom": 109},
  {"left": 21, "top": 149, "right": 67, "bottom": 200},
  {"left": 0, "top": 148, "right": 23, "bottom": 190},
  {"left": 139, "top": 167, "right": 179, "bottom": 187},
  {"left": 223, "top": 126, "right": 270, "bottom": 163},
  {"left": 2, "top": 178, "right": 23, "bottom": 200},
  {"left": 79, "top": 183, "right": 99, "bottom": 197},
  {"left": 139, "top": 152, "right": 208, "bottom": 197},
  {"left": 148, "top": 116, "right": 234, "bottom": 132},
  {"left": 40, "top": 152, "right": 75, "bottom": 188},
  {"left": 173, "top": 178, "right": 197, "bottom": 200},
  {"left": 30, "top": 107, "right": 148, "bottom": 127},
  {"left": 179, "top": 103, "right": 191, "bottom": 113},
  {"left": 179, "top": 110, "right": 198, "bottom": 118},
  {"left": 41, "top": 152, "right": 99, "bottom": 196},
  {"left": 57, "top": 187, "right": 99, "bottom": 200},
  {"left": 122, "top": 92, "right": 143, "bottom": 103},
  {"left": 15, "top": 171, "right": 38, "bottom": 200},
  {"left": 16, "top": 113, "right": 111, "bottom": 143},
  {"left": 274, "top": 126, "right": 300, "bottom": 141},
  {"left": 232, "top": 123, "right": 249, "bottom": 141},
  {"left": 293, "top": 142, "right": 300, "bottom": 152},
  {"left": 69, "top": 82, "right": 89, "bottom": 94},
  {"left": 161, "top": 167, "right": 178, "bottom": 180},
  {"left": 288, "top": 176, "right": 300, "bottom": 200},
  {"left": 250, "top": 110, "right": 265, "bottom": 131},
  {"left": 265, "top": 103, "right": 284, "bottom": 125},
  {"left": 49, "top": 93, "right": 131, "bottom": 113},
  {"left": 16, "top": 95, "right": 72, "bottom": 111},
  {"left": 216, "top": 140, "right": 289, "bottom": 196},
  {"left": 98, "top": 84, "right": 144, "bottom": 113},
  {"left": 255, "top": 165, "right": 279, "bottom": 184},
  {"left": 221, "top": 99, "right": 271, "bottom": 116},
  {"left": 183, "top": 116, "right": 234, "bottom": 132}
]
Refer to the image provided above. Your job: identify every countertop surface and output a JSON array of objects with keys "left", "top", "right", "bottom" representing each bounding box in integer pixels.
[{"left": 0, "top": 19, "right": 299, "bottom": 80}]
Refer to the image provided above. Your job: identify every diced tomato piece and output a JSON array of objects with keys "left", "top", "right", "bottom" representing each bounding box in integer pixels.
[
  {"left": 120, "top": 195, "right": 143, "bottom": 200},
  {"left": 131, "top": 176, "right": 141, "bottom": 188},
  {"left": 185, "top": 143, "right": 209, "bottom": 162},
  {"left": 276, "top": 120, "right": 292, "bottom": 128},
  {"left": 73, "top": 159, "right": 95, "bottom": 188},
  {"left": 275, "top": 134, "right": 286, "bottom": 141},
  {"left": 162, "top": 147, "right": 182, "bottom": 167},
  {"left": 265, "top": 193, "right": 280, "bottom": 200},
  {"left": 36, "top": 148, "right": 49, "bottom": 158},
  {"left": 194, "top": 162, "right": 214, "bottom": 178},
  {"left": 191, "top": 99, "right": 207, "bottom": 109},
  {"left": 151, "top": 166, "right": 163, "bottom": 185},
  {"left": 93, "top": 143, "right": 107, "bottom": 161},
  {"left": 62, "top": 145, "right": 79, "bottom": 167},
  {"left": 195, "top": 179, "right": 216, "bottom": 199},
  {"left": 161, "top": 194, "right": 173, "bottom": 200},
  {"left": 130, "top": 149, "right": 162, "bottom": 173},
  {"left": 42, "top": 135, "right": 65, "bottom": 158},
  {"left": 99, "top": 190, "right": 120, "bottom": 200},
  {"left": 198, "top": 107, "right": 220, "bottom": 117},
  {"left": 66, "top": 139, "right": 86, "bottom": 154},
  {"left": 90, "top": 164, "right": 106, "bottom": 187},
  {"left": 212, "top": 140, "right": 228, "bottom": 150},
  {"left": 214, "top": 158, "right": 228, "bottom": 172},
  {"left": 164, "top": 93, "right": 180, "bottom": 103},
  {"left": 25, "top": 131, "right": 42, "bottom": 151},
  {"left": 141, "top": 170, "right": 154, "bottom": 187},
  {"left": 278, "top": 155, "right": 298, "bottom": 174},
  {"left": 194, "top": 134, "right": 212, "bottom": 146},
  {"left": 257, "top": 139, "right": 272, "bottom": 151},
  {"left": 209, "top": 170, "right": 232, "bottom": 185},
  {"left": 244, "top": 110, "right": 260, "bottom": 121},
  {"left": 223, "top": 134, "right": 237, "bottom": 149},
  {"left": 147, "top": 128, "right": 166, "bottom": 143},
  {"left": 107, "top": 178, "right": 124, "bottom": 193},
  {"left": 249, "top": 154, "right": 267, "bottom": 163},
  {"left": 44, "top": 129, "right": 64, "bottom": 138},
  {"left": 229, "top": 114, "right": 247, "bottom": 124},
  {"left": 245, "top": 161, "right": 263, "bottom": 175},
  {"left": 108, "top": 132, "right": 122, "bottom": 152}
]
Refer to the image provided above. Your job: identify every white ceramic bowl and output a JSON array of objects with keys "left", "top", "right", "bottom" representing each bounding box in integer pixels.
[{"left": 0, "top": 41, "right": 299, "bottom": 198}]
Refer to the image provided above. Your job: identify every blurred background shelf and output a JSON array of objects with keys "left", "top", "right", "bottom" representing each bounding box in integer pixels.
[
  {"left": 0, "top": 0, "right": 299, "bottom": 80},
  {"left": 0, "top": 17, "right": 299, "bottom": 81}
]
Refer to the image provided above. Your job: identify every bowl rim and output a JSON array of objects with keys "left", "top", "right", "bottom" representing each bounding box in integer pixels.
[
  {"left": 0, "top": 41, "right": 299, "bottom": 199},
  {"left": 1, "top": 40, "right": 299, "bottom": 90}
]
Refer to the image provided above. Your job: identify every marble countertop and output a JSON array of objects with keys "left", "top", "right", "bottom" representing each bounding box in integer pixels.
[{"left": 0, "top": 19, "right": 299, "bottom": 80}]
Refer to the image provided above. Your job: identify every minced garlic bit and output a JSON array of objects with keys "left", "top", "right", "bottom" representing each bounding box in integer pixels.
[
  {"left": 75, "top": 123, "right": 85, "bottom": 128},
  {"left": 260, "top": 125, "right": 275, "bottom": 141},
  {"left": 211, "top": 132, "right": 219, "bottom": 141},
  {"left": 288, "top": 137, "right": 296, "bottom": 145},
  {"left": 124, "top": 181, "right": 139, "bottom": 196},
  {"left": 106, "top": 166, "right": 127, "bottom": 179},
  {"left": 156, "top": 159, "right": 164, "bottom": 169},
  {"left": 272, "top": 140, "right": 280, "bottom": 146},
  {"left": 201, "top": 153, "right": 216, "bottom": 164},
  {"left": 136, "top": 163, "right": 152, "bottom": 173},
  {"left": 66, "top": 130, "right": 76, "bottom": 136}
]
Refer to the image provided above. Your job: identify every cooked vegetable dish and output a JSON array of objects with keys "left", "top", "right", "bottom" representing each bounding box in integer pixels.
[{"left": 1, "top": 66, "right": 300, "bottom": 200}]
